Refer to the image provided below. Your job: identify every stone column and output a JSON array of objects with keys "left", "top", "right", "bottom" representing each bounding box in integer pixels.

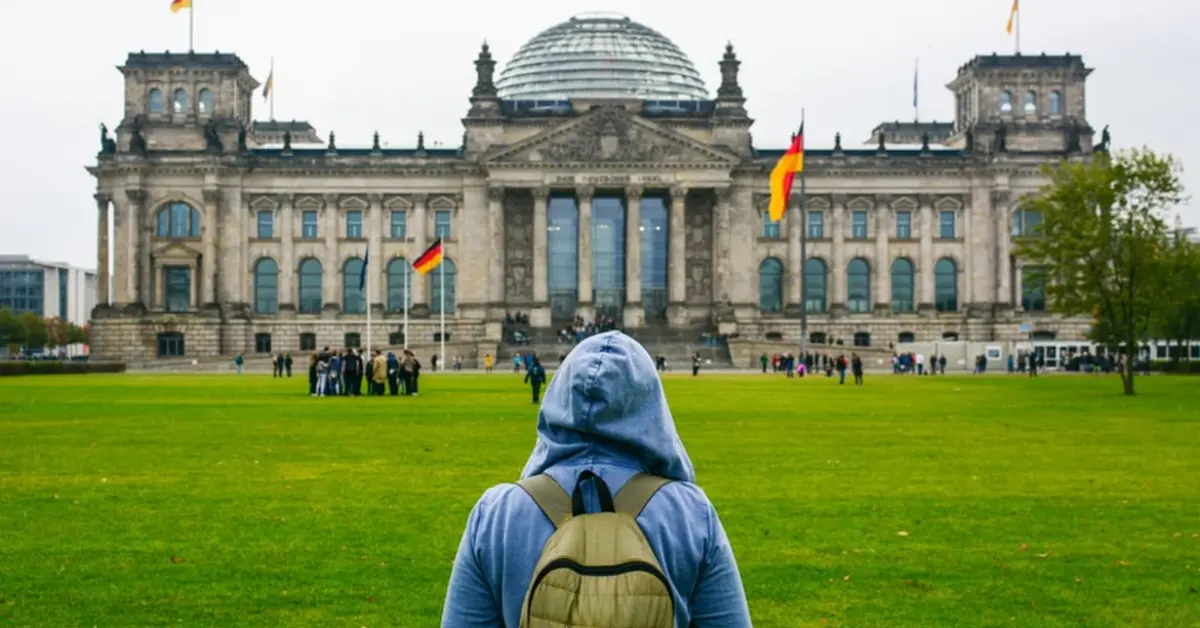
[
  {"left": 126, "top": 189, "right": 150, "bottom": 307},
  {"left": 367, "top": 194, "right": 384, "bottom": 313},
  {"left": 994, "top": 190, "right": 1012, "bottom": 308},
  {"left": 576, "top": 185, "right": 594, "bottom": 319},
  {"left": 623, "top": 185, "right": 643, "bottom": 328},
  {"left": 918, "top": 195, "right": 935, "bottom": 313},
  {"left": 830, "top": 194, "right": 847, "bottom": 314},
  {"left": 411, "top": 194, "right": 429, "bottom": 311},
  {"left": 712, "top": 187, "right": 733, "bottom": 309},
  {"left": 873, "top": 195, "right": 891, "bottom": 315},
  {"left": 786, "top": 199, "right": 803, "bottom": 310},
  {"left": 322, "top": 194, "right": 339, "bottom": 310},
  {"left": 201, "top": 188, "right": 221, "bottom": 306},
  {"left": 94, "top": 193, "right": 110, "bottom": 306},
  {"left": 279, "top": 195, "right": 296, "bottom": 310},
  {"left": 668, "top": 186, "right": 687, "bottom": 305},
  {"left": 531, "top": 186, "right": 550, "bottom": 327},
  {"left": 487, "top": 186, "right": 506, "bottom": 308}
]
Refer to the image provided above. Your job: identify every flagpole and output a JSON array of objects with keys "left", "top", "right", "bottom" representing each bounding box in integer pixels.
[
  {"left": 439, "top": 256, "right": 446, "bottom": 371},
  {"left": 365, "top": 248, "right": 371, "bottom": 356},
  {"left": 1016, "top": 2, "right": 1021, "bottom": 54},
  {"left": 798, "top": 108, "right": 808, "bottom": 367},
  {"left": 188, "top": 1, "right": 194, "bottom": 52},
  {"left": 913, "top": 58, "right": 919, "bottom": 122},
  {"left": 269, "top": 57, "right": 275, "bottom": 121},
  {"left": 403, "top": 262, "right": 409, "bottom": 350}
]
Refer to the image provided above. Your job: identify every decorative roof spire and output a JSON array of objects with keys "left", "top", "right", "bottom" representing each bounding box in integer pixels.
[
  {"left": 717, "top": 41, "right": 742, "bottom": 99},
  {"left": 473, "top": 41, "right": 497, "bottom": 98},
  {"left": 372, "top": 131, "right": 381, "bottom": 151}
]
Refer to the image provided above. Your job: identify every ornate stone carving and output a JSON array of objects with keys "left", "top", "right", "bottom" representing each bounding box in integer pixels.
[
  {"left": 487, "top": 186, "right": 506, "bottom": 202},
  {"left": 991, "top": 190, "right": 1011, "bottom": 207},
  {"left": 576, "top": 185, "right": 595, "bottom": 200},
  {"left": 367, "top": 193, "right": 382, "bottom": 204},
  {"left": 125, "top": 189, "right": 147, "bottom": 205},
  {"left": 531, "top": 186, "right": 550, "bottom": 201},
  {"left": 411, "top": 193, "right": 428, "bottom": 206},
  {"left": 202, "top": 188, "right": 222, "bottom": 205},
  {"left": 684, "top": 199, "right": 713, "bottom": 304},
  {"left": 918, "top": 194, "right": 935, "bottom": 208},
  {"left": 625, "top": 185, "right": 644, "bottom": 201},
  {"left": 322, "top": 193, "right": 338, "bottom": 207},
  {"left": 94, "top": 192, "right": 112, "bottom": 207},
  {"left": 830, "top": 193, "right": 848, "bottom": 206},
  {"left": 504, "top": 194, "right": 534, "bottom": 303},
  {"left": 509, "top": 108, "right": 703, "bottom": 163},
  {"left": 670, "top": 186, "right": 688, "bottom": 201}
]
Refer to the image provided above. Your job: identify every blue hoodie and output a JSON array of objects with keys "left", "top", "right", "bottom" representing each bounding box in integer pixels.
[{"left": 441, "top": 331, "right": 752, "bottom": 627}]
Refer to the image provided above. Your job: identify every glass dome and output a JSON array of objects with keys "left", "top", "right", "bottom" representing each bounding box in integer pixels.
[{"left": 496, "top": 12, "right": 709, "bottom": 101}]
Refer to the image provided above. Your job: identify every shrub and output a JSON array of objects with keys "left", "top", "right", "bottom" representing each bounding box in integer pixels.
[
  {"left": 1149, "top": 360, "right": 1200, "bottom": 374},
  {"left": 0, "top": 361, "right": 126, "bottom": 376}
]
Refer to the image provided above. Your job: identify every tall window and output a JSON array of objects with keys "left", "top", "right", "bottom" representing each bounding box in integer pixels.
[
  {"left": 804, "top": 258, "right": 827, "bottom": 313},
  {"left": 938, "top": 211, "right": 956, "bottom": 239},
  {"left": 547, "top": 196, "right": 578, "bottom": 320},
  {"left": 387, "top": 258, "right": 412, "bottom": 312},
  {"left": 851, "top": 211, "right": 868, "bottom": 239},
  {"left": 934, "top": 258, "right": 959, "bottom": 312},
  {"left": 148, "top": 88, "right": 164, "bottom": 114},
  {"left": 157, "top": 332, "right": 185, "bottom": 357},
  {"left": 257, "top": 211, "right": 274, "bottom": 239},
  {"left": 163, "top": 266, "right": 191, "bottom": 312},
  {"left": 1023, "top": 90, "right": 1037, "bottom": 115},
  {"left": 999, "top": 89, "right": 1013, "bottom": 113},
  {"left": 1049, "top": 91, "right": 1063, "bottom": 115},
  {"left": 254, "top": 333, "right": 272, "bottom": 354},
  {"left": 156, "top": 202, "right": 201, "bottom": 239},
  {"left": 0, "top": 269, "right": 44, "bottom": 314},
  {"left": 1022, "top": 266, "right": 1047, "bottom": 311},
  {"left": 758, "top": 258, "right": 784, "bottom": 314},
  {"left": 172, "top": 88, "right": 188, "bottom": 114},
  {"left": 342, "top": 258, "right": 365, "bottom": 313},
  {"left": 435, "top": 210, "right": 452, "bottom": 239},
  {"left": 592, "top": 196, "right": 626, "bottom": 320},
  {"left": 640, "top": 196, "right": 668, "bottom": 321},
  {"left": 895, "top": 211, "right": 912, "bottom": 239},
  {"left": 430, "top": 258, "right": 456, "bottom": 314},
  {"left": 297, "top": 258, "right": 322, "bottom": 314},
  {"left": 299, "top": 333, "right": 316, "bottom": 351},
  {"left": 762, "top": 211, "right": 781, "bottom": 239},
  {"left": 847, "top": 258, "right": 870, "bottom": 313},
  {"left": 301, "top": 211, "right": 318, "bottom": 239},
  {"left": 198, "top": 88, "right": 214, "bottom": 115},
  {"left": 390, "top": 211, "right": 407, "bottom": 239},
  {"left": 346, "top": 211, "right": 363, "bottom": 239},
  {"left": 1011, "top": 209, "right": 1042, "bottom": 236},
  {"left": 891, "top": 258, "right": 915, "bottom": 313},
  {"left": 253, "top": 258, "right": 278, "bottom": 314},
  {"left": 807, "top": 211, "right": 824, "bottom": 239},
  {"left": 58, "top": 269, "right": 68, "bottom": 320}
]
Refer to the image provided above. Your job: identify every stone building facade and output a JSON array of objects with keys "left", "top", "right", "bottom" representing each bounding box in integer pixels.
[{"left": 88, "top": 14, "right": 1098, "bottom": 362}]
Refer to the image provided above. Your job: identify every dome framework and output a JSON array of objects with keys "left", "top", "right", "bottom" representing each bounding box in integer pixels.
[{"left": 496, "top": 12, "right": 709, "bottom": 102}]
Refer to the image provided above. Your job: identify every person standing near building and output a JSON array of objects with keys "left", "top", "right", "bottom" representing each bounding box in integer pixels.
[
  {"left": 692, "top": 353, "right": 701, "bottom": 376},
  {"left": 851, "top": 353, "right": 864, "bottom": 386},
  {"left": 371, "top": 350, "right": 387, "bottom": 395},
  {"left": 524, "top": 356, "right": 546, "bottom": 404},
  {"left": 484, "top": 353, "right": 494, "bottom": 373},
  {"left": 234, "top": 353, "right": 244, "bottom": 375},
  {"left": 284, "top": 353, "right": 293, "bottom": 377}
]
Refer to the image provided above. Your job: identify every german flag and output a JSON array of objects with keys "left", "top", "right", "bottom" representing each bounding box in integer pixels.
[
  {"left": 768, "top": 126, "right": 804, "bottom": 222},
  {"left": 413, "top": 239, "right": 444, "bottom": 275},
  {"left": 171, "top": 0, "right": 192, "bottom": 12}
]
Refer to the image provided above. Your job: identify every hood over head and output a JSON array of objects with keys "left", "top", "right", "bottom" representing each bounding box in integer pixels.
[{"left": 519, "top": 331, "right": 694, "bottom": 482}]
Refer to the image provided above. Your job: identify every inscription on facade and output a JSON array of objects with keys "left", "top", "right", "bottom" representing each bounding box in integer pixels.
[{"left": 546, "top": 174, "right": 674, "bottom": 186}]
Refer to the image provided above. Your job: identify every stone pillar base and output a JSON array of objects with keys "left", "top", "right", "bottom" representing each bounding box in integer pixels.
[
  {"left": 622, "top": 305, "right": 644, "bottom": 329},
  {"left": 668, "top": 303, "right": 689, "bottom": 326},
  {"left": 530, "top": 305, "right": 551, "bottom": 328}
]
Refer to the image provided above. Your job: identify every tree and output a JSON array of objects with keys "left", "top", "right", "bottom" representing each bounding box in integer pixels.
[
  {"left": 67, "top": 323, "right": 86, "bottom": 346},
  {"left": 19, "top": 312, "right": 48, "bottom": 351},
  {"left": 45, "top": 317, "right": 69, "bottom": 350},
  {"left": 1017, "top": 148, "right": 1185, "bottom": 395},
  {"left": 0, "top": 307, "right": 24, "bottom": 355},
  {"left": 1151, "top": 226, "right": 1200, "bottom": 362}
]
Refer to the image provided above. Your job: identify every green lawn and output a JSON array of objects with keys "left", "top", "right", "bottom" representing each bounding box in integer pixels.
[{"left": 1, "top": 372, "right": 1198, "bottom": 627}]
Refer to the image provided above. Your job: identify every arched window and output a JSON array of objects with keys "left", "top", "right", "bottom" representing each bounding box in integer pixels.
[
  {"left": 934, "top": 258, "right": 959, "bottom": 312},
  {"left": 387, "top": 258, "right": 412, "bottom": 313},
  {"left": 155, "top": 202, "right": 201, "bottom": 238},
  {"left": 847, "top": 258, "right": 871, "bottom": 313},
  {"left": 890, "top": 258, "right": 915, "bottom": 313},
  {"left": 758, "top": 257, "right": 784, "bottom": 314},
  {"left": 297, "top": 258, "right": 323, "bottom": 314},
  {"left": 998, "top": 90, "right": 1013, "bottom": 113},
  {"left": 342, "top": 258, "right": 365, "bottom": 314},
  {"left": 431, "top": 258, "right": 457, "bottom": 314},
  {"left": 253, "top": 258, "right": 279, "bottom": 314},
  {"left": 172, "top": 88, "right": 188, "bottom": 114},
  {"left": 1023, "top": 90, "right": 1037, "bottom": 114},
  {"left": 1049, "top": 91, "right": 1063, "bottom": 115},
  {"left": 148, "top": 88, "right": 164, "bottom": 114},
  {"left": 803, "top": 258, "right": 827, "bottom": 313},
  {"left": 198, "top": 88, "right": 214, "bottom": 115}
]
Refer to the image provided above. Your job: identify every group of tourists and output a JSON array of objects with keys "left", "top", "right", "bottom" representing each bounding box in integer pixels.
[
  {"left": 891, "top": 352, "right": 948, "bottom": 375},
  {"left": 305, "top": 347, "right": 423, "bottom": 397}
]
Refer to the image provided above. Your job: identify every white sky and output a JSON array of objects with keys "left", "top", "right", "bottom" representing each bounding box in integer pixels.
[{"left": 1, "top": 0, "right": 1196, "bottom": 268}]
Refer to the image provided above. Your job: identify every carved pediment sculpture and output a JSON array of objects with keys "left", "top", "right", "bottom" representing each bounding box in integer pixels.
[{"left": 487, "top": 106, "right": 739, "bottom": 164}]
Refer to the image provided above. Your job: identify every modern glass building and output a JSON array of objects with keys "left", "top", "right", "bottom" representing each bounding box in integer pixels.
[{"left": 0, "top": 255, "right": 97, "bottom": 325}]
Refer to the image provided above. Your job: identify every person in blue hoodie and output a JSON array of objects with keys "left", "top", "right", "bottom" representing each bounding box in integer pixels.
[{"left": 441, "top": 331, "right": 752, "bottom": 627}]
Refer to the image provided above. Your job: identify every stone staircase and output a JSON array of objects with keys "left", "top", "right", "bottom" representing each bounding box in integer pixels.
[{"left": 494, "top": 325, "right": 733, "bottom": 369}]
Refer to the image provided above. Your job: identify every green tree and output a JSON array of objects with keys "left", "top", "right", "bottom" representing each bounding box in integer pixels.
[
  {"left": 1017, "top": 148, "right": 1185, "bottom": 395},
  {"left": 1151, "top": 226, "right": 1200, "bottom": 362},
  {"left": 19, "top": 312, "right": 48, "bottom": 351},
  {"left": 67, "top": 323, "right": 86, "bottom": 346},
  {"left": 45, "top": 316, "right": 69, "bottom": 349},
  {"left": 0, "top": 307, "right": 24, "bottom": 355}
]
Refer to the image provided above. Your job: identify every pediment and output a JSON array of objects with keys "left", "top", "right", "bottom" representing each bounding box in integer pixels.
[
  {"left": 152, "top": 240, "right": 201, "bottom": 260},
  {"left": 485, "top": 106, "right": 741, "bottom": 165}
]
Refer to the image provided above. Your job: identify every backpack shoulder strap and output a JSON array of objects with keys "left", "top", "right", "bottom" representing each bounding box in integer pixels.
[
  {"left": 516, "top": 474, "right": 571, "bottom": 529},
  {"left": 613, "top": 473, "right": 672, "bottom": 518}
]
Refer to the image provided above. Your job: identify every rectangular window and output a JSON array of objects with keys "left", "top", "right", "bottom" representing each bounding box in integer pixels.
[
  {"left": 254, "top": 333, "right": 272, "bottom": 354},
  {"left": 301, "top": 211, "right": 318, "bottom": 239},
  {"left": 1021, "top": 267, "right": 1047, "bottom": 311},
  {"left": 157, "top": 332, "right": 185, "bottom": 357},
  {"left": 344, "top": 332, "right": 361, "bottom": 348},
  {"left": 257, "top": 211, "right": 274, "bottom": 239},
  {"left": 163, "top": 266, "right": 191, "bottom": 313},
  {"left": 851, "top": 211, "right": 868, "bottom": 239},
  {"left": 434, "top": 210, "right": 452, "bottom": 239},
  {"left": 939, "top": 211, "right": 956, "bottom": 239},
  {"left": 762, "top": 212, "right": 781, "bottom": 239},
  {"left": 299, "top": 332, "right": 316, "bottom": 351},
  {"left": 807, "top": 211, "right": 824, "bottom": 239},
  {"left": 346, "top": 210, "right": 363, "bottom": 239},
  {"left": 895, "top": 211, "right": 912, "bottom": 239},
  {"left": 58, "top": 269, "right": 68, "bottom": 320},
  {"left": 390, "top": 211, "right": 406, "bottom": 239},
  {"left": 1012, "top": 209, "right": 1042, "bottom": 236}
]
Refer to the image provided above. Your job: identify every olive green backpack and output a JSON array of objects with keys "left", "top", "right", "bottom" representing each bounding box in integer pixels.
[{"left": 516, "top": 470, "right": 676, "bottom": 628}]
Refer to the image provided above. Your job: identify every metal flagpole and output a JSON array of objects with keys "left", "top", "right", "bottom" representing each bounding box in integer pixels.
[
  {"left": 1015, "top": 1, "right": 1021, "bottom": 54},
  {"left": 188, "top": 0, "right": 194, "bottom": 52},
  {"left": 439, "top": 257, "right": 446, "bottom": 371},
  {"left": 269, "top": 57, "right": 275, "bottom": 121},
  {"left": 364, "top": 248, "right": 371, "bottom": 355},
  {"left": 403, "top": 263, "right": 409, "bottom": 349},
  {"left": 798, "top": 108, "right": 809, "bottom": 366},
  {"left": 913, "top": 58, "right": 919, "bottom": 122}
]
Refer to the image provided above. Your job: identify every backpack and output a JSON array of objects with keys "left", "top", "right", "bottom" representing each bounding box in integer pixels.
[{"left": 515, "top": 470, "right": 675, "bottom": 628}]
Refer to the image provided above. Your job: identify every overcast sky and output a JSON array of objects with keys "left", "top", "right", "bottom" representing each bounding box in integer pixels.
[{"left": 1, "top": 0, "right": 1196, "bottom": 269}]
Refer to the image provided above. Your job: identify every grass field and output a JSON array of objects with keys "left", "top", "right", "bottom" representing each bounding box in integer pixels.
[{"left": 1, "top": 372, "right": 1198, "bottom": 627}]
